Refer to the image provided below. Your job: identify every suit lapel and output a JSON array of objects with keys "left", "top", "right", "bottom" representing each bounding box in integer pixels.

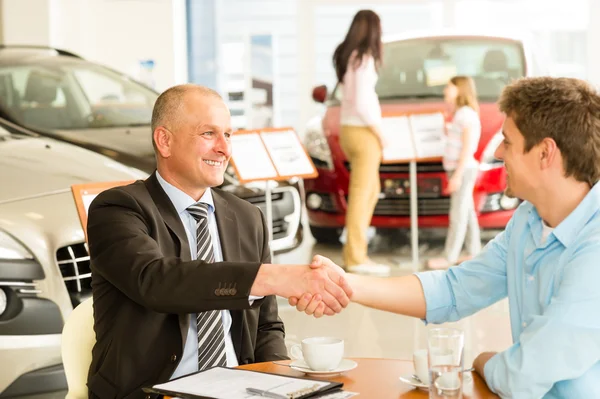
[
  {"left": 213, "top": 189, "right": 244, "bottom": 361},
  {"left": 144, "top": 172, "right": 191, "bottom": 261}
]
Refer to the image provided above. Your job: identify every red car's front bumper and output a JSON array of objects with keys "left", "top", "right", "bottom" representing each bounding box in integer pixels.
[{"left": 304, "top": 163, "right": 515, "bottom": 230}]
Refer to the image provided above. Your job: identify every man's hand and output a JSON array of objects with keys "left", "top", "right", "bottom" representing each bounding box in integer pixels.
[
  {"left": 445, "top": 174, "right": 462, "bottom": 194},
  {"left": 288, "top": 255, "right": 351, "bottom": 317},
  {"left": 473, "top": 351, "right": 497, "bottom": 381}
]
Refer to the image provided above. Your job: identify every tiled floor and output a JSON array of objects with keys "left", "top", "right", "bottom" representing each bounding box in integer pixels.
[{"left": 274, "top": 225, "right": 513, "bottom": 367}]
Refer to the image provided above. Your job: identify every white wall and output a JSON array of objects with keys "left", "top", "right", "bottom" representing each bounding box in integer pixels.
[{"left": 0, "top": 0, "right": 187, "bottom": 92}]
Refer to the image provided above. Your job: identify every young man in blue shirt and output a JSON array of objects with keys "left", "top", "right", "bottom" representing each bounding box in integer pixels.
[{"left": 292, "top": 77, "right": 600, "bottom": 398}]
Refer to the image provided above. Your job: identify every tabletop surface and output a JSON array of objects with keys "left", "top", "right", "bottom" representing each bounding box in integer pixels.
[{"left": 237, "top": 358, "right": 500, "bottom": 399}]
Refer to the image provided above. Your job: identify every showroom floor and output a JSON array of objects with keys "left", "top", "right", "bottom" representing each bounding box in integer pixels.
[{"left": 34, "top": 224, "right": 511, "bottom": 398}]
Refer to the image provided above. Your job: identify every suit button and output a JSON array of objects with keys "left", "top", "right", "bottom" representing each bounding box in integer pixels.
[
  {"left": 220, "top": 288, "right": 227, "bottom": 296},
  {"left": 230, "top": 288, "right": 237, "bottom": 295},
  {"left": 145, "top": 395, "right": 151, "bottom": 399},
  {"left": 170, "top": 354, "right": 177, "bottom": 363},
  {"left": 214, "top": 288, "right": 221, "bottom": 296}
]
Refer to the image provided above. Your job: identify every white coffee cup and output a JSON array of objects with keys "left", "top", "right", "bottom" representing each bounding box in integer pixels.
[
  {"left": 290, "top": 337, "right": 344, "bottom": 371},
  {"left": 413, "top": 349, "right": 429, "bottom": 384}
]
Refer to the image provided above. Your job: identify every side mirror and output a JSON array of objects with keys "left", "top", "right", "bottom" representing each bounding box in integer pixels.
[{"left": 312, "top": 85, "right": 327, "bottom": 103}]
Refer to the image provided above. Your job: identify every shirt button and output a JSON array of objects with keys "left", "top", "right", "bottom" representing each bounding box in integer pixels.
[
  {"left": 522, "top": 322, "right": 527, "bottom": 328},
  {"left": 170, "top": 354, "right": 177, "bottom": 363},
  {"left": 528, "top": 275, "right": 535, "bottom": 282}
]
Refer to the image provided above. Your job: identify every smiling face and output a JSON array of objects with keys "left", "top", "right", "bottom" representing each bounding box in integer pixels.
[{"left": 154, "top": 89, "right": 232, "bottom": 199}]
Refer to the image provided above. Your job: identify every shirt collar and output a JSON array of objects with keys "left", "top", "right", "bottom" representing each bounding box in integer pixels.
[
  {"left": 155, "top": 171, "right": 215, "bottom": 216},
  {"left": 533, "top": 181, "right": 600, "bottom": 247}
]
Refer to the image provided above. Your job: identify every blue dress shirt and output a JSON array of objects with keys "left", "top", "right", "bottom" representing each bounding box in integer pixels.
[
  {"left": 416, "top": 182, "right": 600, "bottom": 398},
  {"left": 156, "top": 172, "right": 240, "bottom": 379}
]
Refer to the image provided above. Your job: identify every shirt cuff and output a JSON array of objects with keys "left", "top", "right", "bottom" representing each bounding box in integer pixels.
[
  {"left": 414, "top": 270, "right": 454, "bottom": 323},
  {"left": 483, "top": 352, "right": 502, "bottom": 394},
  {"left": 248, "top": 295, "right": 264, "bottom": 306}
]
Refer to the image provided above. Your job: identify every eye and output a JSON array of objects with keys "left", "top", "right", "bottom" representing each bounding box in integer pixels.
[
  {"left": 224, "top": 132, "right": 232, "bottom": 139},
  {"left": 202, "top": 131, "right": 214, "bottom": 136}
]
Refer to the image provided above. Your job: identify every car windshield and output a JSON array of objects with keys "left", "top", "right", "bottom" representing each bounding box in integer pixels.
[
  {"left": 0, "top": 60, "right": 158, "bottom": 130},
  {"left": 375, "top": 37, "right": 525, "bottom": 101}
]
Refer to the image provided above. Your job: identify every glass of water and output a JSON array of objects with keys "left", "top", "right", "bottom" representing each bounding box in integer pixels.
[{"left": 428, "top": 328, "right": 465, "bottom": 399}]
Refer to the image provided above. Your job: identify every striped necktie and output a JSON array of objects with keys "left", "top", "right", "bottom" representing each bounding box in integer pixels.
[{"left": 186, "top": 202, "right": 227, "bottom": 370}]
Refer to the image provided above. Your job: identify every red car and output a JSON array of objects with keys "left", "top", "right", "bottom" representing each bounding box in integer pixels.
[{"left": 303, "top": 31, "right": 542, "bottom": 243}]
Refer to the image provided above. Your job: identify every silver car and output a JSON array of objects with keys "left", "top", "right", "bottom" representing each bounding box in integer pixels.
[{"left": 0, "top": 120, "right": 147, "bottom": 397}]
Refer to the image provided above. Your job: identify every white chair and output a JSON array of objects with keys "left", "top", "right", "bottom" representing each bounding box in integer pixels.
[{"left": 61, "top": 297, "right": 95, "bottom": 399}]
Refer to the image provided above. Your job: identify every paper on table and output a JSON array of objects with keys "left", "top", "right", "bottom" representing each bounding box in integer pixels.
[
  {"left": 260, "top": 130, "right": 314, "bottom": 177},
  {"left": 152, "top": 367, "right": 330, "bottom": 399},
  {"left": 410, "top": 113, "right": 446, "bottom": 159},
  {"left": 231, "top": 133, "right": 278, "bottom": 181},
  {"left": 381, "top": 116, "right": 416, "bottom": 162}
]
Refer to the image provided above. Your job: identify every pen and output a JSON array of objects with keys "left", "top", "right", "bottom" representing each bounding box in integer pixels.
[{"left": 246, "top": 387, "right": 288, "bottom": 399}]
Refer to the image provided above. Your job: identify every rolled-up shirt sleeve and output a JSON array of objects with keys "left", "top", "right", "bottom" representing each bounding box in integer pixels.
[
  {"left": 483, "top": 241, "right": 600, "bottom": 398},
  {"left": 415, "top": 217, "right": 513, "bottom": 324}
]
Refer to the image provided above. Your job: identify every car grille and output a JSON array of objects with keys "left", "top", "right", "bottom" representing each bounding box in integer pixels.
[
  {"left": 56, "top": 243, "right": 92, "bottom": 305},
  {"left": 370, "top": 197, "right": 451, "bottom": 216},
  {"left": 344, "top": 161, "right": 446, "bottom": 174}
]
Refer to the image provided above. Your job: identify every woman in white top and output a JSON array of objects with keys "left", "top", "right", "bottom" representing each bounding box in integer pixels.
[
  {"left": 428, "top": 76, "right": 482, "bottom": 269},
  {"left": 333, "top": 10, "right": 388, "bottom": 275}
]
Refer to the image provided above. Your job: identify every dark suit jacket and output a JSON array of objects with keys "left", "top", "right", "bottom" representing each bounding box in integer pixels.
[{"left": 86, "top": 173, "right": 288, "bottom": 399}]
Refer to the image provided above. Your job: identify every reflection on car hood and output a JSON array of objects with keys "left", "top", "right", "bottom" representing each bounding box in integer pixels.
[
  {"left": 0, "top": 136, "right": 148, "bottom": 203},
  {"left": 52, "top": 126, "right": 154, "bottom": 158}
]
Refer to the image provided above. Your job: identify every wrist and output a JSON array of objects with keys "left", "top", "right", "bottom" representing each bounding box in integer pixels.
[{"left": 252, "top": 264, "right": 280, "bottom": 297}]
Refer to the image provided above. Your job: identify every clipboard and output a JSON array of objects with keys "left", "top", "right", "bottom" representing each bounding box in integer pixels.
[{"left": 142, "top": 366, "right": 343, "bottom": 399}]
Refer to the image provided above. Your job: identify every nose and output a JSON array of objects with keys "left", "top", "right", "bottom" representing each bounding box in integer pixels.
[
  {"left": 214, "top": 133, "right": 232, "bottom": 157},
  {"left": 494, "top": 142, "right": 504, "bottom": 160}
]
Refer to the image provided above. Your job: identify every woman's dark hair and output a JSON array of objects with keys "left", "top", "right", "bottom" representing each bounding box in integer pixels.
[{"left": 333, "top": 9, "right": 382, "bottom": 83}]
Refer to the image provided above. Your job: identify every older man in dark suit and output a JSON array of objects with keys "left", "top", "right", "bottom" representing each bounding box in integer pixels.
[{"left": 86, "top": 84, "right": 351, "bottom": 399}]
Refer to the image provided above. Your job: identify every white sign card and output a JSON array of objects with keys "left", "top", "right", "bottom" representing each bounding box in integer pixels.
[
  {"left": 410, "top": 113, "right": 446, "bottom": 159},
  {"left": 381, "top": 115, "right": 416, "bottom": 161},
  {"left": 260, "top": 129, "right": 315, "bottom": 177},
  {"left": 231, "top": 133, "right": 278, "bottom": 180}
]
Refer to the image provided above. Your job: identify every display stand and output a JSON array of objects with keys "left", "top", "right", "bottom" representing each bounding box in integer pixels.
[
  {"left": 230, "top": 127, "right": 318, "bottom": 260},
  {"left": 71, "top": 180, "right": 135, "bottom": 242},
  {"left": 380, "top": 111, "right": 446, "bottom": 271}
]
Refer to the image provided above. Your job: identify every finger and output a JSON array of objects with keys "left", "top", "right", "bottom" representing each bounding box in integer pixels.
[
  {"left": 325, "top": 278, "right": 350, "bottom": 308},
  {"left": 320, "top": 289, "right": 343, "bottom": 313},
  {"left": 323, "top": 306, "right": 336, "bottom": 316},
  {"left": 339, "top": 275, "right": 354, "bottom": 300},
  {"left": 313, "top": 302, "right": 326, "bottom": 318},
  {"left": 309, "top": 255, "right": 322, "bottom": 269},
  {"left": 295, "top": 294, "right": 312, "bottom": 312},
  {"left": 304, "top": 294, "right": 322, "bottom": 315},
  {"left": 288, "top": 297, "right": 299, "bottom": 306}
]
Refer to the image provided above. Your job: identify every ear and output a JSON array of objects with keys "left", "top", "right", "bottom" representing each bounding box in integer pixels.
[
  {"left": 153, "top": 127, "right": 172, "bottom": 158},
  {"left": 539, "top": 137, "right": 558, "bottom": 169}
]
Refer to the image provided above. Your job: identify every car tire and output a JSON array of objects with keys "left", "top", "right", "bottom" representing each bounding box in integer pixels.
[{"left": 309, "top": 226, "right": 342, "bottom": 245}]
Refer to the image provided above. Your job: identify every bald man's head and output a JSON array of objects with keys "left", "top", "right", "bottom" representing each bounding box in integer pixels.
[{"left": 151, "top": 84, "right": 223, "bottom": 151}]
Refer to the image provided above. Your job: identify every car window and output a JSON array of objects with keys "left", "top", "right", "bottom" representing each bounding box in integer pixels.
[
  {"left": 0, "top": 61, "right": 158, "bottom": 130},
  {"left": 375, "top": 37, "right": 525, "bottom": 100}
]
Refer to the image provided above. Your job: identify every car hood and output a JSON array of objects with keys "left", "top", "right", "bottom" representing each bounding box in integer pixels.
[
  {"left": 51, "top": 125, "right": 153, "bottom": 157},
  {"left": 0, "top": 136, "right": 148, "bottom": 203}
]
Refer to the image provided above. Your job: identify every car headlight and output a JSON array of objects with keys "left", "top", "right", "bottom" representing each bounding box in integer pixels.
[
  {"left": 304, "top": 124, "right": 334, "bottom": 171},
  {"left": 480, "top": 131, "right": 504, "bottom": 170},
  {"left": 0, "top": 230, "right": 34, "bottom": 260}
]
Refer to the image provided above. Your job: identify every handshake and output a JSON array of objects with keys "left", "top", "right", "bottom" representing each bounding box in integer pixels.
[{"left": 253, "top": 255, "right": 354, "bottom": 318}]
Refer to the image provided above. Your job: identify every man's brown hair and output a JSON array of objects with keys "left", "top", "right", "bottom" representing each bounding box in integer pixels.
[
  {"left": 498, "top": 77, "right": 600, "bottom": 186},
  {"left": 150, "top": 84, "right": 222, "bottom": 151}
]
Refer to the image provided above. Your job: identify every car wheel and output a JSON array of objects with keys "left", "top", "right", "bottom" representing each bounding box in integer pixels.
[{"left": 309, "top": 226, "right": 342, "bottom": 245}]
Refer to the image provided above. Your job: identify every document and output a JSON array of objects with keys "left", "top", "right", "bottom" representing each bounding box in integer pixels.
[
  {"left": 260, "top": 130, "right": 315, "bottom": 178},
  {"left": 410, "top": 112, "right": 446, "bottom": 159},
  {"left": 148, "top": 367, "right": 344, "bottom": 399},
  {"left": 381, "top": 115, "right": 416, "bottom": 162},
  {"left": 231, "top": 133, "right": 278, "bottom": 181}
]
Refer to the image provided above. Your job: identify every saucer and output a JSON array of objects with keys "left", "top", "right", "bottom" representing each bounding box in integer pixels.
[
  {"left": 290, "top": 359, "right": 357, "bottom": 377},
  {"left": 399, "top": 374, "right": 429, "bottom": 390}
]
